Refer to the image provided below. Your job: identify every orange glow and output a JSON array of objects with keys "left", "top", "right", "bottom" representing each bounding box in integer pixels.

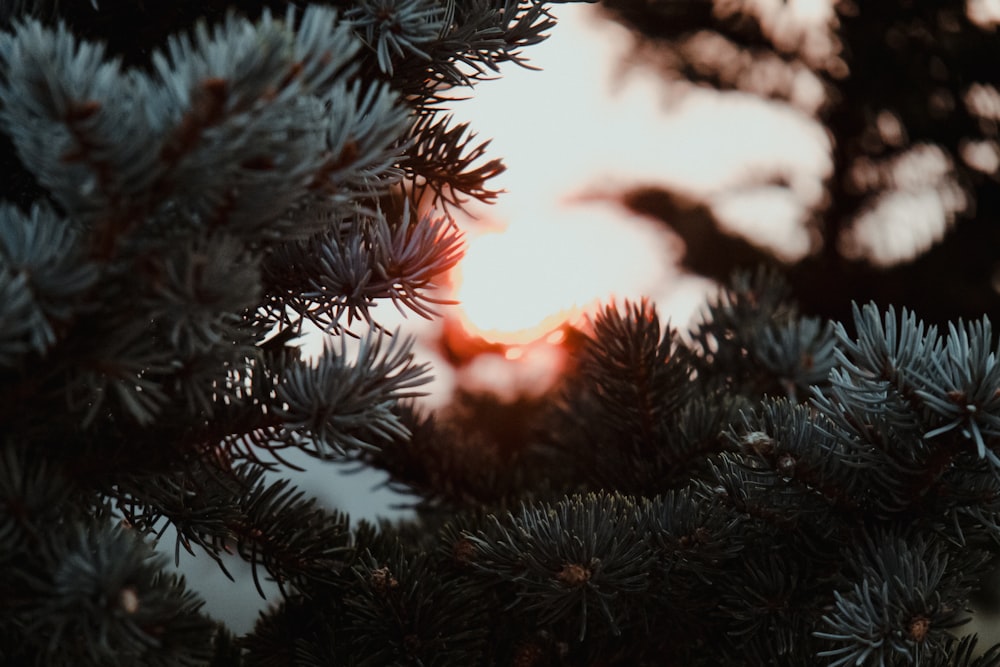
[
  {"left": 504, "top": 347, "right": 524, "bottom": 360},
  {"left": 456, "top": 336, "right": 571, "bottom": 400}
]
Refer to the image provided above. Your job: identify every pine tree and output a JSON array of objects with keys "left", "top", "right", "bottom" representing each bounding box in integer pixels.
[{"left": 5, "top": 2, "right": 1000, "bottom": 667}]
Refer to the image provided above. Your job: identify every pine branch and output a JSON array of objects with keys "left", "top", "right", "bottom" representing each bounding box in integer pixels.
[
  {"left": 468, "top": 493, "right": 657, "bottom": 642},
  {"left": 406, "top": 112, "right": 506, "bottom": 210}
]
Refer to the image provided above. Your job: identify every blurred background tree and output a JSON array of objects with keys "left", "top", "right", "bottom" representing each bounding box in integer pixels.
[{"left": 594, "top": 0, "right": 1000, "bottom": 327}]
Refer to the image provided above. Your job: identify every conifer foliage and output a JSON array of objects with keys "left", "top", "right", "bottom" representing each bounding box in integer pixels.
[
  {"left": 0, "top": 0, "right": 549, "bottom": 663},
  {"left": 4, "top": 2, "right": 1000, "bottom": 666}
]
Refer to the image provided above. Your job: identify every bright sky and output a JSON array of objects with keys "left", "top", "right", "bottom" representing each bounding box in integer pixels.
[{"left": 446, "top": 2, "right": 831, "bottom": 352}]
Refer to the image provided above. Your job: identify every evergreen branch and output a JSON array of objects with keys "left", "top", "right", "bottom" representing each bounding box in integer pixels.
[
  {"left": 275, "top": 329, "right": 430, "bottom": 457},
  {"left": 114, "top": 462, "right": 355, "bottom": 599},
  {"left": 347, "top": 0, "right": 446, "bottom": 75},
  {"left": 343, "top": 542, "right": 490, "bottom": 665},
  {"left": 406, "top": 112, "right": 506, "bottom": 209},
  {"left": 370, "top": 198, "right": 464, "bottom": 317},
  {"left": 945, "top": 467, "right": 1000, "bottom": 545},
  {"left": 917, "top": 317, "right": 1000, "bottom": 471},
  {"left": 719, "top": 550, "right": 822, "bottom": 660},
  {"left": 641, "top": 487, "right": 744, "bottom": 582},
  {"left": 358, "top": 399, "right": 565, "bottom": 511},
  {"left": 112, "top": 464, "right": 249, "bottom": 575},
  {"left": 0, "top": 444, "right": 78, "bottom": 557},
  {"left": 152, "top": 6, "right": 362, "bottom": 134},
  {"left": 0, "top": 202, "right": 97, "bottom": 367},
  {"left": 10, "top": 521, "right": 215, "bottom": 666},
  {"left": 816, "top": 531, "right": 978, "bottom": 667},
  {"left": 731, "top": 399, "right": 868, "bottom": 514},
  {"left": 0, "top": 7, "right": 394, "bottom": 254},
  {"left": 755, "top": 316, "right": 837, "bottom": 401},
  {"left": 647, "top": 396, "right": 749, "bottom": 490},
  {"left": 708, "top": 452, "right": 818, "bottom": 532},
  {"left": 548, "top": 299, "right": 701, "bottom": 493},
  {"left": 142, "top": 234, "right": 262, "bottom": 358},
  {"left": 810, "top": 304, "right": 1000, "bottom": 517},
  {"left": 467, "top": 492, "right": 654, "bottom": 642},
  {"left": 948, "top": 635, "right": 1000, "bottom": 667},
  {"left": 309, "top": 79, "right": 409, "bottom": 201},
  {"left": 496, "top": 0, "right": 555, "bottom": 61},
  {"left": 264, "top": 205, "right": 463, "bottom": 330},
  {"left": 831, "top": 303, "right": 942, "bottom": 416},
  {"left": 579, "top": 299, "right": 692, "bottom": 424},
  {"left": 690, "top": 266, "right": 805, "bottom": 396},
  {"left": 0, "top": 17, "right": 151, "bottom": 222},
  {"left": 399, "top": 0, "right": 557, "bottom": 96},
  {"left": 65, "top": 317, "right": 178, "bottom": 426},
  {"left": 235, "top": 472, "right": 353, "bottom": 596},
  {"left": 239, "top": 594, "right": 340, "bottom": 667}
]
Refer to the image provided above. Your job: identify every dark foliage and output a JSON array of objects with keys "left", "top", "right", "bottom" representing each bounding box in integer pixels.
[{"left": 4, "top": 1, "right": 1000, "bottom": 666}]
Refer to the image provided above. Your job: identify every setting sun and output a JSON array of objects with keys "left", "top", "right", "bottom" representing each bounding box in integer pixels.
[{"left": 452, "top": 204, "right": 676, "bottom": 345}]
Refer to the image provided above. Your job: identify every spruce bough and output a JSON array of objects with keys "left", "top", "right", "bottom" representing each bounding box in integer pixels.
[{"left": 3, "top": 2, "right": 1000, "bottom": 666}]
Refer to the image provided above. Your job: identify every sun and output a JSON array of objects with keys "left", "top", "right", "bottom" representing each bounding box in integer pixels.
[
  {"left": 453, "top": 225, "right": 590, "bottom": 345},
  {"left": 450, "top": 201, "right": 678, "bottom": 347}
]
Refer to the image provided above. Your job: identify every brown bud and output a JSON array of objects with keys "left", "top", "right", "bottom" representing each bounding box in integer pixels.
[
  {"left": 908, "top": 615, "right": 931, "bottom": 642},
  {"left": 452, "top": 538, "right": 476, "bottom": 564},
  {"left": 371, "top": 566, "right": 399, "bottom": 595},
  {"left": 513, "top": 641, "right": 544, "bottom": 667},
  {"left": 557, "top": 563, "right": 591, "bottom": 587}
]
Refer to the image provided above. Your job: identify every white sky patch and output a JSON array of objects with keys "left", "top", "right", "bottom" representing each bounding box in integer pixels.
[
  {"left": 709, "top": 186, "right": 816, "bottom": 261},
  {"left": 967, "top": 0, "right": 1000, "bottom": 28},
  {"left": 842, "top": 190, "right": 956, "bottom": 265},
  {"left": 840, "top": 144, "right": 967, "bottom": 265}
]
